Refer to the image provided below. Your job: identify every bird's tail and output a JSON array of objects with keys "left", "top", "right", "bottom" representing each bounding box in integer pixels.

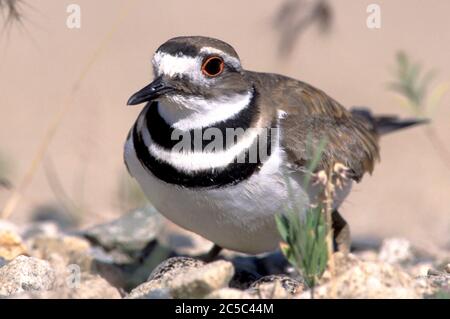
[{"left": 350, "top": 107, "right": 429, "bottom": 136}]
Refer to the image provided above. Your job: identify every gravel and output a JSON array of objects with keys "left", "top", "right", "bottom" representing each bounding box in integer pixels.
[{"left": 0, "top": 213, "right": 447, "bottom": 299}]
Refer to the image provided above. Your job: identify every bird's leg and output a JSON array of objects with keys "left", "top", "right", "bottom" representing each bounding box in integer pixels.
[
  {"left": 332, "top": 210, "right": 351, "bottom": 253},
  {"left": 198, "top": 244, "right": 223, "bottom": 262}
]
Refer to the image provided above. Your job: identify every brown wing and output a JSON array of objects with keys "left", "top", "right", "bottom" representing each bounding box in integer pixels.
[{"left": 250, "top": 72, "right": 380, "bottom": 182}]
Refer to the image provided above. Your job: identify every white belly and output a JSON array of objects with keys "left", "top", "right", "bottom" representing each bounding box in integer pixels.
[{"left": 124, "top": 138, "right": 351, "bottom": 254}]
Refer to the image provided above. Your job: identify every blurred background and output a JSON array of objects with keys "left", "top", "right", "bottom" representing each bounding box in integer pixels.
[{"left": 0, "top": 0, "right": 449, "bottom": 252}]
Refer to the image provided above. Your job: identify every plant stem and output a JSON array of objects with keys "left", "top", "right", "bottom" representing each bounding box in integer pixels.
[
  {"left": 324, "top": 165, "right": 336, "bottom": 298},
  {"left": 0, "top": 1, "right": 136, "bottom": 219}
]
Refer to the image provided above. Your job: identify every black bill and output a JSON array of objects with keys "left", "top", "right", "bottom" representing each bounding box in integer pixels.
[{"left": 127, "top": 76, "right": 174, "bottom": 105}]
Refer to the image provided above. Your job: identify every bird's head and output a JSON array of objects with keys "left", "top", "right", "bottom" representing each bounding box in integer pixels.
[{"left": 127, "top": 36, "right": 253, "bottom": 117}]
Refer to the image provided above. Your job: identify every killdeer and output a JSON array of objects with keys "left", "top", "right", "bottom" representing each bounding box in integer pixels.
[{"left": 125, "top": 36, "right": 424, "bottom": 257}]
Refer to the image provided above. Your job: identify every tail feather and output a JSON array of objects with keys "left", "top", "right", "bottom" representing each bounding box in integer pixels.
[
  {"left": 374, "top": 116, "right": 429, "bottom": 135},
  {"left": 350, "top": 107, "right": 429, "bottom": 136}
]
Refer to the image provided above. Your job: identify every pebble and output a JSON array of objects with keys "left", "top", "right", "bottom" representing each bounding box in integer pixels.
[
  {"left": 206, "top": 288, "right": 255, "bottom": 299},
  {"left": 378, "top": 238, "right": 413, "bottom": 264},
  {"left": 0, "top": 230, "right": 27, "bottom": 261},
  {"left": 11, "top": 274, "right": 122, "bottom": 299},
  {"left": 83, "top": 206, "right": 162, "bottom": 258},
  {"left": 148, "top": 256, "right": 205, "bottom": 282},
  {"left": 249, "top": 281, "right": 292, "bottom": 299},
  {"left": 29, "top": 235, "right": 93, "bottom": 271},
  {"left": 250, "top": 275, "right": 305, "bottom": 295},
  {"left": 298, "top": 260, "right": 420, "bottom": 299},
  {"left": 126, "top": 257, "right": 204, "bottom": 299},
  {"left": 169, "top": 260, "right": 235, "bottom": 299},
  {"left": 0, "top": 255, "right": 56, "bottom": 297}
]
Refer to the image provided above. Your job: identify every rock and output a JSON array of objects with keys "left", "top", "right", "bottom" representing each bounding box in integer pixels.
[
  {"left": 127, "top": 257, "right": 204, "bottom": 299},
  {"left": 0, "top": 255, "right": 55, "bottom": 297},
  {"left": 29, "top": 235, "right": 93, "bottom": 271},
  {"left": 206, "top": 288, "right": 255, "bottom": 299},
  {"left": 412, "top": 268, "right": 450, "bottom": 298},
  {"left": 445, "top": 264, "right": 450, "bottom": 274},
  {"left": 334, "top": 252, "right": 360, "bottom": 271},
  {"left": 126, "top": 280, "right": 167, "bottom": 299},
  {"left": 248, "top": 280, "right": 292, "bottom": 299},
  {"left": 320, "top": 252, "right": 360, "bottom": 282},
  {"left": 299, "top": 260, "right": 420, "bottom": 299},
  {"left": 59, "top": 273, "right": 121, "bottom": 299},
  {"left": 157, "top": 221, "right": 212, "bottom": 256},
  {"left": 134, "top": 288, "right": 172, "bottom": 299},
  {"left": 12, "top": 274, "right": 121, "bottom": 299},
  {"left": 414, "top": 275, "right": 434, "bottom": 297},
  {"left": 21, "top": 221, "right": 60, "bottom": 240},
  {"left": 83, "top": 206, "right": 162, "bottom": 259},
  {"left": 29, "top": 235, "right": 133, "bottom": 292},
  {"left": 169, "top": 260, "right": 235, "bottom": 299},
  {"left": 409, "top": 262, "right": 433, "bottom": 277},
  {"left": 250, "top": 275, "right": 305, "bottom": 295},
  {"left": 426, "top": 269, "right": 450, "bottom": 289},
  {"left": 0, "top": 230, "right": 27, "bottom": 261},
  {"left": 378, "top": 238, "right": 413, "bottom": 264},
  {"left": 0, "top": 256, "right": 6, "bottom": 267},
  {"left": 81, "top": 206, "right": 169, "bottom": 290},
  {"left": 126, "top": 284, "right": 172, "bottom": 299},
  {"left": 355, "top": 250, "right": 378, "bottom": 262},
  {"left": 148, "top": 256, "right": 205, "bottom": 282},
  {"left": 0, "top": 220, "right": 19, "bottom": 233}
]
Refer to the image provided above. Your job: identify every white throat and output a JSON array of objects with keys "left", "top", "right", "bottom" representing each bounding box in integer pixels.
[{"left": 158, "top": 91, "right": 253, "bottom": 131}]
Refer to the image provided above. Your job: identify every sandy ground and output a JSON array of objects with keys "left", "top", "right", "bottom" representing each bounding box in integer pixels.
[{"left": 0, "top": 0, "right": 449, "bottom": 250}]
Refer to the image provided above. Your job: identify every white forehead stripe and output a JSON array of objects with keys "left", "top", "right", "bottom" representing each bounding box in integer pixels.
[
  {"left": 153, "top": 48, "right": 241, "bottom": 78},
  {"left": 153, "top": 52, "right": 200, "bottom": 77}
]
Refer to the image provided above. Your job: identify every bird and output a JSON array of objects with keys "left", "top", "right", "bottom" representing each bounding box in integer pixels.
[{"left": 124, "top": 36, "right": 425, "bottom": 259}]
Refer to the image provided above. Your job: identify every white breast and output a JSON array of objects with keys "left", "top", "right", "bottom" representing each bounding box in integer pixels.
[{"left": 125, "top": 135, "right": 353, "bottom": 254}]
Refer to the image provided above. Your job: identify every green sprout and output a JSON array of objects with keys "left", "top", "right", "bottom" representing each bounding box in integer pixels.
[
  {"left": 275, "top": 138, "right": 330, "bottom": 295},
  {"left": 388, "top": 51, "right": 450, "bottom": 171},
  {"left": 275, "top": 204, "right": 328, "bottom": 290},
  {"left": 388, "top": 51, "right": 449, "bottom": 118}
]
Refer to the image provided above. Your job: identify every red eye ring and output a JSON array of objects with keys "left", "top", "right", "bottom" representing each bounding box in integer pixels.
[{"left": 201, "top": 56, "right": 225, "bottom": 77}]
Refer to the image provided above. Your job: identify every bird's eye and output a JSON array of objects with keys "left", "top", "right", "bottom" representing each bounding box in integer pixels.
[{"left": 201, "top": 56, "right": 224, "bottom": 77}]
